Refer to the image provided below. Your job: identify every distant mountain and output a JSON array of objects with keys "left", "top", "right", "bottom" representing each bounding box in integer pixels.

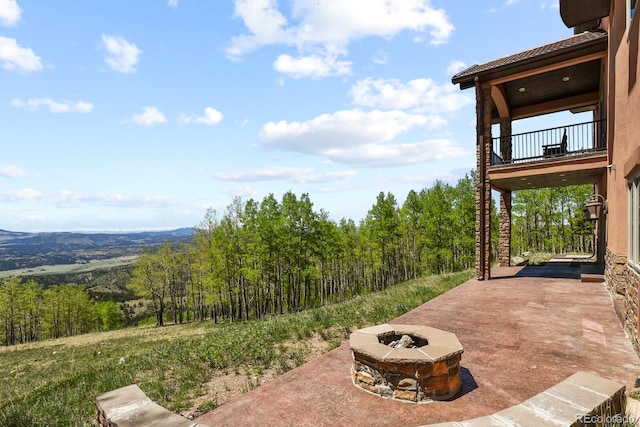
[{"left": 0, "top": 228, "right": 194, "bottom": 271}]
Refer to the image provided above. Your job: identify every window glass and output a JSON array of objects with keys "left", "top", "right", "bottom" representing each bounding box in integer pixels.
[{"left": 630, "top": 175, "right": 640, "bottom": 267}]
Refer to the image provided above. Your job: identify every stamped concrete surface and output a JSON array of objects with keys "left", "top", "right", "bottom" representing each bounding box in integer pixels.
[{"left": 196, "top": 264, "right": 640, "bottom": 427}]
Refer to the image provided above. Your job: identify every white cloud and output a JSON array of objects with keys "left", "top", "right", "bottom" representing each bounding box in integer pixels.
[
  {"left": 350, "top": 77, "right": 473, "bottom": 113},
  {"left": 0, "top": 164, "right": 27, "bottom": 178},
  {"left": 0, "top": 36, "right": 42, "bottom": 73},
  {"left": 372, "top": 51, "right": 388, "bottom": 65},
  {"left": 539, "top": 0, "right": 559, "bottom": 10},
  {"left": 167, "top": 0, "right": 178, "bottom": 8},
  {"left": 131, "top": 106, "right": 167, "bottom": 126},
  {"left": 0, "top": 188, "right": 43, "bottom": 201},
  {"left": 0, "top": 188, "right": 194, "bottom": 209},
  {"left": 219, "top": 186, "right": 259, "bottom": 198},
  {"left": 101, "top": 34, "right": 142, "bottom": 74},
  {"left": 180, "top": 107, "right": 224, "bottom": 125},
  {"left": 260, "top": 109, "right": 430, "bottom": 153},
  {"left": 274, "top": 51, "right": 351, "bottom": 78},
  {"left": 446, "top": 60, "right": 466, "bottom": 76},
  {"left": 258, "top": 108, "right": 463, "bottom": 167},
  {"left": 225, "top": 0, "right": 454, "bottom": 77},
  {"left": 301, "top": 170, "right": 357, "bottom": 183},
  {"left": 12, "top": 98, "right": 93, "bottom": 113},
  {"left": 214, "top": 167, "right": 314, "bottom": 182},
  {"left": 0, "top": 0, "right": 21, "bottom": 26},
  {"left": 214, "top": 166, "right": 356, "bottom": 184},
  {"left": 324, "top": 139, "right": 467, "bottom": 167},
  {"left": 225, "top": 0, "right": 291, "bottom": 59},
  {"left": 489, "top": 0, "right": 533, "bottom": 13},
  {"left": 290, "top": 0, "right": 454, "bottom": 46}
]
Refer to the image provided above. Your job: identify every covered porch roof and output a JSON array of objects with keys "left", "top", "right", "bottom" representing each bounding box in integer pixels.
[{"left": 451, "top": 30, "right": 607, "bottom": 122}]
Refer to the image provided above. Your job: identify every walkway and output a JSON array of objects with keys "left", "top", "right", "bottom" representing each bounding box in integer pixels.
[{"left": 196, "top": 264, "right": 640, "bottom": 426}]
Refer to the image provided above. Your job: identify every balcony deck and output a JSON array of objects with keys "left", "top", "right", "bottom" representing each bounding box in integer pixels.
[{"left": 489, "top": 120, "right": 607, "bottom": 191}]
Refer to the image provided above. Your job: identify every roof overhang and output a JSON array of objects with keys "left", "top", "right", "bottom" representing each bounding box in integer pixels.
[
  {"left": 560, "top": 0, "right": 611, "bottom": 28},
  {"left": 451, "top": 31, "right": 607, "bottom": 121}
]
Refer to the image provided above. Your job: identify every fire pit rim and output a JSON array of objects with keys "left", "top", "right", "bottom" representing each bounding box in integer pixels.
[{"left": 349, "top": 323, "right": 463, "bottom": 363}]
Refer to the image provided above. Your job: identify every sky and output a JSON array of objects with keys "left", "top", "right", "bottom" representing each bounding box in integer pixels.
[{"left": 0, "top": 0, "right": 578, "bottom": 232}]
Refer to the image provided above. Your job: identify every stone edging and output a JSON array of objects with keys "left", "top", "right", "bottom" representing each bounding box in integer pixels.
[
  {"left": 96, "top": 371, "right": 624, "bottom": 426},
  {"left": 95, "top": 384, "right": 209, "bottom": 427},
  {"left": 419, "top": 371, "right": 626, "bottom": 426}
]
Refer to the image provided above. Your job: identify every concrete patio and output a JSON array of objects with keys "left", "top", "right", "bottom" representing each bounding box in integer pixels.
[{"left": 196, "top": 263, "right": 640, "bottom": 426}]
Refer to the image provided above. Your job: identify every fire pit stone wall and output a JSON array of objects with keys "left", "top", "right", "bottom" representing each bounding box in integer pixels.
[{"left": 350, "top": 324, "right": 463, "bottom": 403}]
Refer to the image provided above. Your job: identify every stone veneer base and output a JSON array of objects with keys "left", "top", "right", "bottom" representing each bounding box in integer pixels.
[
  {"left": 349, "top": 324, "right": 463, "bottom": 403},
  {"left": 605, "top": 248, "right": 640, "bottom": 355}
]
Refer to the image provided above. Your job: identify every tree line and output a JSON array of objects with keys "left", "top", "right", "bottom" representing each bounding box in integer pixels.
[
  {"left": 0, "top": 277, "right": 122, "bottom": 346},
  {"left": 511, "top": 185, "right": 595, "bottom": 256},
  {"left": 128, "top": 174, "right": 479, "bottom": 326},
  {"left": 0, "top": 174, "right": 596, "bottom": 344}
]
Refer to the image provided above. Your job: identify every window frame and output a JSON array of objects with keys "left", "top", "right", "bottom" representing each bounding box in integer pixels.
[{"left": 629, "top": 171, "right": 640, "bottom": 269}]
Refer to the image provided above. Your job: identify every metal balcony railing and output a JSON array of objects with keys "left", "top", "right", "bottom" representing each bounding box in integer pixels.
[{"left": 491, "top": 119, "right": 606, "bottom": 165}]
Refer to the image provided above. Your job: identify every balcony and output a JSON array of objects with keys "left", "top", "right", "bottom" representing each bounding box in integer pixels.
[
  {"left": 491, "top": 119, "right": 606, "bottom": 166},
  {"left": 488, "top": 119, "right": 608, "bottom": 192}
]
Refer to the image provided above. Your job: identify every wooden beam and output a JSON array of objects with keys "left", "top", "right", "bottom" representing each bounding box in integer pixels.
[
  {"left": 511, "top": 91, "right": 599, "bottom": 120},
  {"left": 489, "top": 53, "right": 605, "bottom": 86},
  {"left": 491, "top": 84, "right": 511, "bottom": 118}
]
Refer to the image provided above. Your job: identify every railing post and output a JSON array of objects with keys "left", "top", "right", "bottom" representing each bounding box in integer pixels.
[{"left": 500, "top": 119, "right": 512, "bottom": 163}]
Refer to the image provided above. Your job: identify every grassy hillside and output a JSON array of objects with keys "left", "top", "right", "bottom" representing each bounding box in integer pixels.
[{"left": 0, "top": 270, "right": 472, "bottom": 426}]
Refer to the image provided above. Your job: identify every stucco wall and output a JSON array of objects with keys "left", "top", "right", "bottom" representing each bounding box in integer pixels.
[{"left": 607, "top": 0, "right": 640, "bottom": 255}]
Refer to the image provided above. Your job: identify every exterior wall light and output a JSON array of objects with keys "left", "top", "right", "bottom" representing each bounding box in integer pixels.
[{"left": 584, "top": 193, "right": 606, "bottom": 221}]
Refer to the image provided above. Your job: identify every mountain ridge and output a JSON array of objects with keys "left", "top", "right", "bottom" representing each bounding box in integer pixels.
[{"left": 0, "top": 228, "right": 194, "bottom": 271}]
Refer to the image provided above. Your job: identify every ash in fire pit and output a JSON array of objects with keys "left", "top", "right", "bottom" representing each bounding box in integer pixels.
[
  {"left": 384, "top": 334, "right": 426, "bottom": 349},
  {"left": 350, "top": 324, "right": 463, "bottom": 403}
]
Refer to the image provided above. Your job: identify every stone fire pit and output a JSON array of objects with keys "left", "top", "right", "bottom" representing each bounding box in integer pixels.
[{"left": 350, "top": 324, "right": 463, "bottom": 402}]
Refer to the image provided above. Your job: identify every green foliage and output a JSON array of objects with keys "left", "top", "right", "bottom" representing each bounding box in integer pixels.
[
  {"left": 1, "top": 171, "right": 479, "bottom": 346},
  {"left": 95, "top": 301, "right": 123, "bottom": 331},
  {"left": 512, "top": 185, "right": 594, "bottom": 256},
  {"left": 0, "top": 270, "right": 471, "bottom": 426},
  {"left": 123, "top": 174, "right": 479, "bottom": 326},
  {"left": 0, "top": 278, "right": 124, "bottom": 345}
]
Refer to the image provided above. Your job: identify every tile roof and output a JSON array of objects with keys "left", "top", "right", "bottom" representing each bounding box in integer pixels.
[{"left": 452, "top": 30, "right": 607, "bottom": 84}]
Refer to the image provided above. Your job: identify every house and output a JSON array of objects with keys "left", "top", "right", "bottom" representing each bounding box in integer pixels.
[{"left": 452, "top": 0, "right": 640, "bottom": 353}]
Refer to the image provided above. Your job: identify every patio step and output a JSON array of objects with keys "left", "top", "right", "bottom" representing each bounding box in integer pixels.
[
  {"left": 95, "top": 384, "right": 210, "bottom": 427},
  {"left": 581, "top": 273, "right": 605, "bottom": 283},
  {"left": 421, "top": 371, "right": 625, "bottom": 427}
]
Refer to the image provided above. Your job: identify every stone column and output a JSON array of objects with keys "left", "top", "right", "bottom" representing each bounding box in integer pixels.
[
  {"left": 499, "top": 118, "right": 512, "bottom": 163},
  {"left": 498, "top": 118, "right": 512, "bottom": 267},
  {"left": 499, "top": 191, "right": 512, "bottom": 267},
  {"left": 475, "top": 80, "right": 493, "bottom": 280}
]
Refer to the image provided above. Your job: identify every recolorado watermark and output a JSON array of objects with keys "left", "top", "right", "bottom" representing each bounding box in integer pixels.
[{"left": 581, "top": 413, "right": 637, "bottom": 424}]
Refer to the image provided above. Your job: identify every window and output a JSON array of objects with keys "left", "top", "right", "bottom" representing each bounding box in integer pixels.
[
  {"left": 629, "top": 172, "right": 640, "bottom": 267},
  {"left": 629, "top": 0, "right": 637, "bottom": 24}
]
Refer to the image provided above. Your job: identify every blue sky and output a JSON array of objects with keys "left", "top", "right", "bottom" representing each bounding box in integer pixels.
[{"left": 1, "top": 0, "right": 574, "bottom": 232}]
